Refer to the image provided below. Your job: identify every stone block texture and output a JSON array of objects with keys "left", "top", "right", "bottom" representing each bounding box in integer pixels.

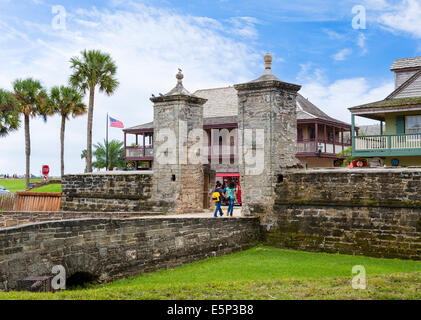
[
  {"left": 235, "top": 81, "right": 301, "bottom": 216},
  {"left": 151, "top": 93, "right": 207, "bottom": 214},
  {"left": 263, "top": 169, "right": 421, "bottom": 260},
  {"left": 60, "top": 172, "right": 168, "bottom": 213},
  {"left": 0, "top": 211, "right": 156, "bottom": 229},
  {"left": 0, "top": 217, "right": 260, "bottom": 291}
]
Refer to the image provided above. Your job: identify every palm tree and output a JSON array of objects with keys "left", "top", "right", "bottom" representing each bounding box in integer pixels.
[
  {"left": 12, "top": 78, "right": 50, "bottom": 189},
  {"left": 50, "top": 86, "right": 87, "bottom": 177},
  {"left": 69, "top": 50, "right": 119, "bottom": 173},
  {"left": 0, "top": 89, "right": 20, "bottom": 137},
  {"left": 92, "top": 139, "right": 125, "bottom": 170},
  {"left": 80, "top": 149, "right": 88, "bottom": 173}
]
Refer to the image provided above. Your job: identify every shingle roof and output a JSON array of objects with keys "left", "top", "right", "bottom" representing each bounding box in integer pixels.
[
  {"left": 349, "top": 96, "right": 421, "bottom": 111},
  {"left": 296, "top": 94, "right": 350, "bottom": 126},
  {"left": 194, "top": 86, "right": 238, "bottom": 118},
  {"left": 124, "top": 122, "right": 154, "bottom": 132},
  {"left": 390, "top": 56, "right": 421, "bottom": 71},
  {"left": 127, "top": 87, "right": 350, "bottom": 131}
]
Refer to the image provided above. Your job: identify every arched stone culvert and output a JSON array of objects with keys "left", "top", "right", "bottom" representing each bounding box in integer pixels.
[{"left": 66, "top": 272, "right": 98, "bottom": 289}]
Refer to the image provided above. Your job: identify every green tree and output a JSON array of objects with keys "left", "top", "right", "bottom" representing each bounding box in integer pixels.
[
  {"left": 50, "top": 86, "right": 87, "bottom": 177},
  {"left": 80, "top": 149, "right": 88, "bottom": 173},
  {"left": 339, "top": 132, "right": 368, "bottom": 167},
  {"left": 69, "top": 50, "right": 119, "bottom": 173},
  {"left": 0, "top": 89, "right": 20, "bottom": 137},
  {"left": 12, "top": 78, "right": 51, "bottom": 189},
  {"left": 91, "top": 139, "right": 125, "bottom": 170}
]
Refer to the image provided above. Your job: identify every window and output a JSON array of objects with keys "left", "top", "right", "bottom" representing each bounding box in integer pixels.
[{"left": 405, "top": 116, "right": 421, "bottom": 134}]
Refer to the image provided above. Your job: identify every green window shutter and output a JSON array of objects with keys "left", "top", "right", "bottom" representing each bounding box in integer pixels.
[{"left": 396, "top": 115, "right": 405, "bottom": 134}]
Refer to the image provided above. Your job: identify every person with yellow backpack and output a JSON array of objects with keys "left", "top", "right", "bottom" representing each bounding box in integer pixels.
[{"left": 212, "top": 182, "right": 226, "bottom": 217}]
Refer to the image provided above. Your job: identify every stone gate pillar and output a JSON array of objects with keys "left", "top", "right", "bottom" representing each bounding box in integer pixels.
[
  {"left": 234, "top": 53, "right": 302, "bottom": 216},
  {"left": 151, "top": 70, "right": 207, "bottom": 214}
]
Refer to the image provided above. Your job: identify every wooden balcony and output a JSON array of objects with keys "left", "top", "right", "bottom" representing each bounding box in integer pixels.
[
  {"left": 297, "top": 139, "right": 351, "bottom": 157},
  {"left": 353, "top": 134, "right": 421, "bottom": 157},
  {"left": 125, "top": 146, "right": 153, "bottom": 161}
]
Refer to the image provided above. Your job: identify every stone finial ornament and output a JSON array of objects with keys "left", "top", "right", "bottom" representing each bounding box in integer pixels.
[
  {"left": 264, "top": 52, "right": 272, "bottom": 70},
  {"left": 176, "top": 68, "right": 184, "bottom": 85}
]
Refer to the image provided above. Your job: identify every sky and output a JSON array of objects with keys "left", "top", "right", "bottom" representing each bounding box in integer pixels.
[{"left": 0, "top": 0, "right": 420, "bottom": 176}]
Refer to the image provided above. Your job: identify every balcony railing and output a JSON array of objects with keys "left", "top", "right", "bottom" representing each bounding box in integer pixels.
[
  {"left": 125, "top": 146, "right": 153, "bottom": 159},
  {"left": 353, "top": 134, "right": 421, "bottom": 156},
  {"left": 297, "top": 139, "right": 351, "bottom": 155}
]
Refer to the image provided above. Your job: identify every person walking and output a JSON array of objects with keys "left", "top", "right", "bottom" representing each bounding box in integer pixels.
[
  {"left": 226, "top": 181, "right": 237, "bottom": 217},
  {"left": 212, "top": 182, "right": 225, "bottom": 217}
]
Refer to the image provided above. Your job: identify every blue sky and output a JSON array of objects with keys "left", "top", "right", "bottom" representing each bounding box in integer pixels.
[{"left": 1, "top": 0, "right": 421, "bottom": 175}]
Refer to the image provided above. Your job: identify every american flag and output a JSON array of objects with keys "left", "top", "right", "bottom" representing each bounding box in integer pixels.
[{"left": 109, "top": 117, "right": 124, "bottom": 128}]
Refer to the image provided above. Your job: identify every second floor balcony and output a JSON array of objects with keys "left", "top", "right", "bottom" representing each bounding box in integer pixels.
[
  {"left": 297, "top": 139, "right": 351, "bottom": 155},
  {"left": 353, "top": 134, "right": 421, "bottom": 157},
  {"left": 125, "top": 146, "right": 154, "bottom": 160}
]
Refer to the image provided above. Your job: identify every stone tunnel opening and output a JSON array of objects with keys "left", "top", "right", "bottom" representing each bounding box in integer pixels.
[{"left": 66, "top": 272, "right": 98, "bottom": 289}]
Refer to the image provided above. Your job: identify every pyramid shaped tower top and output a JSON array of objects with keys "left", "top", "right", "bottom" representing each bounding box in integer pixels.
[
  {"left": 234, "top": 53, "right": 301, "bottom": 92},
  {"left": 151, "top": 69, "right": 207, "bottom": 104}
]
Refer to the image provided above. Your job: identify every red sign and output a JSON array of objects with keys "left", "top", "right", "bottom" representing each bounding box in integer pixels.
[{"left": 42, "top": 165, "right": 50, "bottom": 176}]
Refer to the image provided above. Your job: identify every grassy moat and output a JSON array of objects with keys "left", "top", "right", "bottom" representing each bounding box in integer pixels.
[
  {"left": 1, "top": 246, "right": 419, "bottom": 300},
  {"left": 0, "top": 179, "right": 61, "bottom": 193}
]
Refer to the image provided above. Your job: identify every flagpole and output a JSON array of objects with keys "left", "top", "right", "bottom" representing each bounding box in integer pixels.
[{"left": 106, "top": 113, "right": 109, "bottom": 171}]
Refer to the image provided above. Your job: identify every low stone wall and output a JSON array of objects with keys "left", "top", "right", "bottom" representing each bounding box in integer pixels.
[
  {"left": 61, "top": 172, "right": 171, "bottom": 213},
  {"left": 0, "top": 217, "right": 260, "bottom": 291},
  {"left": 0, "top": 211, "right": 160, "bottom": 229},
  {"left": 263, "top": 168, "right": 421, "bottom": 260}
]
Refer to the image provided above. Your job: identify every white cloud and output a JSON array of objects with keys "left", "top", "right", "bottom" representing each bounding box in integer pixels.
[
  {"left": 300, "top": 77, "right": 394, "bottom": 125},
  {"left": 297, "top": 62, "right": 325, "bottom": 83},
  {"left": 357, "top": 33, "right": 368, "bottom": 55},
  {"left": 323, "top": 28, "right": 344, "bottom": 40},
  {"left": 226, "top": 16, "right": 260, "bottom": 39},
  {"left": 363, "top": 0, "right": 421, "bottom": 39},
  {"left": 0, "top": 3, "right": 260, "bottom": 176},
  {"left": 333, "top": 48, "right": 353, "bottom": 61}
]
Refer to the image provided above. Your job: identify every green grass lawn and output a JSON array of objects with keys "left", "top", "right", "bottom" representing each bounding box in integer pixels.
[
  {"left": 0, "top": 179, "right": 61, "bottom": 193},
  {"left": 1, "top": 246, "right": 419, "bottom": 300},
  {"left": 0, "top": 179, "right": 42, "bottom": 192},
  {"left": 29, "top": 184, "right": 62, "bottom": 193}
]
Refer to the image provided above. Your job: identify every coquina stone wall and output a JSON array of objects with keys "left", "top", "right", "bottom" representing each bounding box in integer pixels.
[
  {"left": 0, "top": 217, "right": 260, "bottom": 291},
  {"left": 263, "top": 168, "right": 421, "bottom": 260},
  {"left": 61, "top": 172, "right": 171, "bottom": 213},
  {"left": 235, "top": 55, "right": 302, "bottom": 217},
  {"left": 0, "top": 211, "right": 159, "bottom": 229}
]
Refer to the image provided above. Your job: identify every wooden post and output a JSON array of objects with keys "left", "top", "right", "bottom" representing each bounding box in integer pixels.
[
  {"left": 124, "top": 132, "right": 127, "bottom": 160},
  {"left": 333, "top": 127, "right": 336, "bottom": 154},
  {"left": 351, "top": 114, "right": 355, "bottom": 154},
  {"left": 315, "top": 122, "right": 319, "bottom": 153},
  {"left": 324, "top": 124, "right": 327, "bottom": 153},
  {"left": 143, "top": 134, "right": 146, "bottom": 157},
  {"left": 341, "top": 127, "right": 344, "bottom": 152}
]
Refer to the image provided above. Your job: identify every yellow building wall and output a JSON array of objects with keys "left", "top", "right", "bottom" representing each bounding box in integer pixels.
[
  {"left": 297, "top": 157, "right": 335, "bottom": 168},
  {"left": 384, "top": 156, "right": 421, "bottom": 167},
  {"left": 384, "top": 111, "right": 421, "bottom": 135}
]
